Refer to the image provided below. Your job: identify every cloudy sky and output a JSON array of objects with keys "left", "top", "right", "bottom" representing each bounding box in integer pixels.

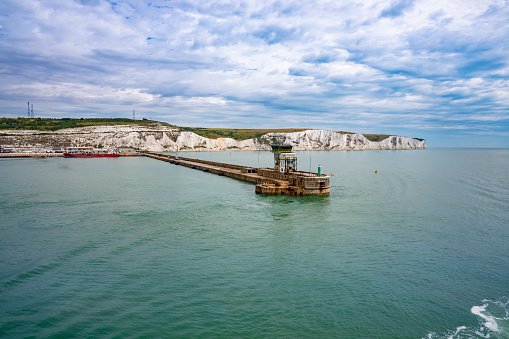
[{"left": 1, "top": 0, "right": 508, "bottom": 146}]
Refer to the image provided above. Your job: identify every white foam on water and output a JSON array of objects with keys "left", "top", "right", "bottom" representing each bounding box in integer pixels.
[
  {"left": 425, "top": 297, "right": 509, "bottom": 339},
  {"left": 471, "top": 304, "right": 498, "bottom": 333},
  {"left": 447, "top": 326, "right": 467, "bottom": 339}
]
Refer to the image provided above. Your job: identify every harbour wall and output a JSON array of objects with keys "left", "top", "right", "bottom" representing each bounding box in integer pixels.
[
  {"left": 0, "top": 152, "right": 63, "bottom": 157},
  {"left": 143, "top": 152, "right": 330, "bottom": 196}
]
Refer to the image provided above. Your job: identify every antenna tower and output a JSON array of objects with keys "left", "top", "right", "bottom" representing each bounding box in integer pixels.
[
  {"left": 133, "top": 109, "right": 135, "bottom": 120},
  {"left": 28, "top": 102, "right": 30, "bottom": 118},
  {"left": 31, "top": 104, "right": 34, "bottom": 118}
]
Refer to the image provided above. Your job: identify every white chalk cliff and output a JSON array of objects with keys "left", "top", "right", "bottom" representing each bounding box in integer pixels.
[{"left": 0, "top": 123, "right": 426, "bottom": 151}]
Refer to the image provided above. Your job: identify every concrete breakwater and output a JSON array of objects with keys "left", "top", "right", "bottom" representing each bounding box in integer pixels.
[{"left": 143, "top": 152, "right": 330, "bottom": 196}]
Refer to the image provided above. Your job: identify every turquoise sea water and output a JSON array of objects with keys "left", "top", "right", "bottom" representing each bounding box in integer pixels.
[{"left": 0, "top": 149, "right": 508, "bottom": 338}]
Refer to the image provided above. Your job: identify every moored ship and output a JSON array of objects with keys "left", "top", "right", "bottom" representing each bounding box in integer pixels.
[{"left": 64, "top": 147, "right": 119, "bottom": 157}]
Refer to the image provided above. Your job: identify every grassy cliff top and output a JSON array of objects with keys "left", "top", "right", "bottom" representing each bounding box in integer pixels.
[
  {"left": 362, "top": 134, "right": 392, "bottom": 142},
  {"left": 0, "top": 117, "right": 170, "bottom": 131},
  {"left": 179, "top": 128, "right": 395, "bottom": 142},
  {"left": 178, "top": 127, "right": 309, "bottom": 141}
]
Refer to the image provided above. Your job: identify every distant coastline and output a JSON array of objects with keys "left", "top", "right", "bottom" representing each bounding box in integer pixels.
[{"left": 0, "top": 118, "right": 426, "bottom": 152}]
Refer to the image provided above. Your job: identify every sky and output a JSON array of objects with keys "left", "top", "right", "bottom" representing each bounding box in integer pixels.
[{"left": 1, "top": 0, "right": 509, "bottom": 147}]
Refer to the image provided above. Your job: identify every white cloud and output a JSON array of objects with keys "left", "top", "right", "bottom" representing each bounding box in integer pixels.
[{"left": 0, "top": 0, "right": 508, "bottom": 145}]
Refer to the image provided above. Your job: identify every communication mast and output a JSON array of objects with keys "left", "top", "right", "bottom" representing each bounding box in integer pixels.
[
  {"left": 133, "top": 109, "right": 135, "bottom": 120},
  {"left": 28, "top": 102, "right": 30, "bottom": 118},
  {"left": 31, "top": 104, "right": 34, "bottom": 118}
]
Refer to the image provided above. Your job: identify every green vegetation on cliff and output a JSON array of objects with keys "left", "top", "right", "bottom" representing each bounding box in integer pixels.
[
  {"left": 0, "top": 117, "right": 168, "bottom": 131},
  {"left": 179, "top": 127, "right": 307, "bottom": 141},
  {"left": 180, "top": 128, "right": 402, "bottom": 143},
  {"left": 362, "top": 134, "right": 391, "bottom": 142}
]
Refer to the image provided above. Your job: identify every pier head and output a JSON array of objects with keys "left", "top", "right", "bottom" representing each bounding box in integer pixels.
[
  {"left": 144, "top": 145, "right": 330, "bottom": 196},
  {"left": 254, "top": 144, "right": 329, "bottom": 195}
]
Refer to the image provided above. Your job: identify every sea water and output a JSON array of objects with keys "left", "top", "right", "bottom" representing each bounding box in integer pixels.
[{"left": 0, "top": 149, "right": 508, "bottom": 338}]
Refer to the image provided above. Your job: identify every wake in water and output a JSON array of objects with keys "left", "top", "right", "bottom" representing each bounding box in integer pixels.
[{"left": 426, "top": 298, "right": 509, "bottom": 339}]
